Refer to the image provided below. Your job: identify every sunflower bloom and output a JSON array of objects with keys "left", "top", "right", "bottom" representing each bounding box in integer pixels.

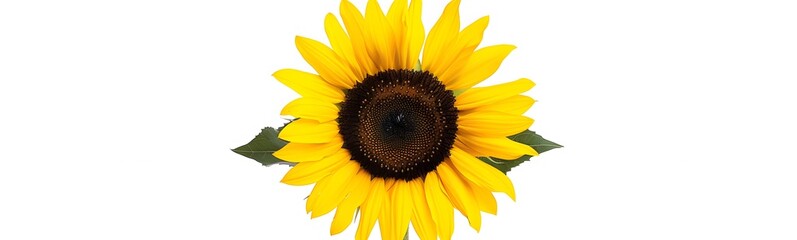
[{"left": 272, "top": 0, "right": 538, "bottom": 239}]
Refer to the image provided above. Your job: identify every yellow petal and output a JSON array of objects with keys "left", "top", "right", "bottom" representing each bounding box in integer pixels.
[
  {"left": 311, "top": 160, "right": 361, "bottom": 218},
  {"left": 405, "top": 0, "right": 425, "bottom": 69},
  {"left": 324, "top": 13, "right": 363, "bottom": 77},
  {"left": 272, "top": 69, "right": 344, "bottom": 103},
  {"left": 273, "top": 135, "right": 343, "bottom": 162},
  {"left": 386, "top": 0, "right": 407, "bottom": 33},
  {"left": 465, "top": 95, "right": 535, "bottom": 115},
  {"left": 410, "top": 179, "right": 437, "bottom": 240},
  {"left": 356, "top": 178, "right": 386, "bottom": 240},
  {"left": 438, "top": 16, "right": 490, "bottom": 84},
  {"left": 454, "top": 16, "right": 490, "bottom": 53},
  {"left": 388, "top": 181, "right": 412, "bottom": 240},
  {"left": 330, "top": 170, "right": 371, "bottom": 235},
  {"left": 425, "top": 172, "right": 454, "bottom": 240},
  {"left": 364, "top": 0, "right": 396, "bottom": 70},
  {"left": 379, "top": 197, "right": 395, "bottom": 240},
  {"left": 280, "top": 98, "right": 340, "bottom": 123},
  {"left": 295, "top": 36, "right": 357, "bottom": 89},
  {"left": 457, "top": 110, "right": 534, "bottom": 137},
  {"left": 455, "top": 78, "right": 535, "bottom": 110},
  {"left": 453, "top": 138, "right": 481, "bottom": 159},
  {"left": 436, "top": 161, "right": 482, "bottom": 232},
  {"left": 470, "top": 183, "right": 498, "bottom": 215},
  {"left": 306, "top": 174, "right": 332, "bottom": 213},
  {"left": 456, "top": 134, "right": 538, "bottom": 160},
  {"left": 422, "top": 0, "right": 461, "bottom": 77},
  {"left": 378, "top": 187, "right": 393, "bottom": 240},
  {"left": 387, "top": 0, "right": 408, "bottom": 68},
  {"left": 384, "top": 178, "right": 398, "bottom": 191},
  {"left": 449, "top": 147, "right": 516, "bottom": 200},
  {"left": 280, "top": 149, "right": 350, "bottom": 186},
  {"left": 278, "top": 119, "right": 338, "bottom": 143},
  {"left": 340, "top": 0, "right": 378, "bottom": 76},
  {"left": 446, "top": 44, "right": 516, "bottom": 90}
]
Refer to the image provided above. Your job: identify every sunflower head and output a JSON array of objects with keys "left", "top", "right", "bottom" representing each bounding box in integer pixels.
[{"left": 233, "top": 0, "right": 561, "bottom": 239}]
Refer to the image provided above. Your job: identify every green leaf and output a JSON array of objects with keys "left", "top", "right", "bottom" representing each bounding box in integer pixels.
[
  {"left": 232, "top": 127, "right": 293, "bottom": 166},
  {"left": 510, "top": 130, "right": 563, "bottom": 154},
  {"left": 478, "top": 130, "right": 562, "bottom": 173}
]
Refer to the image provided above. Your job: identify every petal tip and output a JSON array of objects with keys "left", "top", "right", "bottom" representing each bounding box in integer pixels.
[
  {"left": 279, "top": 175, "right": 293, "bottom": 185},
  {"left": 527, "top": 145, "right": 540, "bottom": 157},
  {"left": 272, "top": 69, "right": 289, "bottom": 78},
  {"left": 295, "top": 35, "right": 314, "bottom": 45},
  {"left": 517, "top": 78, "right": 535, "bottom": 89}
]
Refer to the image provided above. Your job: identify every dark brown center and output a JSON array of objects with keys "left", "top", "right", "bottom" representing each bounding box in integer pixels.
[{"left": 337, "top": 69, "right": 458, "bottom": 180}]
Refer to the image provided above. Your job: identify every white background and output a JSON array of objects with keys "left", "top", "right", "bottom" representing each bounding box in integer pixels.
[{"left": 1, "top": 0, "right": 796, "bottom": 239}]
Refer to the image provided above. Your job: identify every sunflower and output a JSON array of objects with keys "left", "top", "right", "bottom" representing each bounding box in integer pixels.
[{"left": 271, "top": 0, "right": 538, "bottom": 239}]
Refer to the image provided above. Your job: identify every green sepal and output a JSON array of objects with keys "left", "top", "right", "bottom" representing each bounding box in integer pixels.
[
  {"left": 232, "top": 127, "right": 293, "bottom": 166},
  {"left": 452, "top": 89, "right": 466, "bottom": 96},
  {"left": 478, "top": 130, "right": 562, "bottom": 173}
]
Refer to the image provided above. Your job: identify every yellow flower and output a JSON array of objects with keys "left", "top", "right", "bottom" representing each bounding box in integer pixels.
[{"left": 272, "top": 0, "right": 538, "bottom": 239}]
